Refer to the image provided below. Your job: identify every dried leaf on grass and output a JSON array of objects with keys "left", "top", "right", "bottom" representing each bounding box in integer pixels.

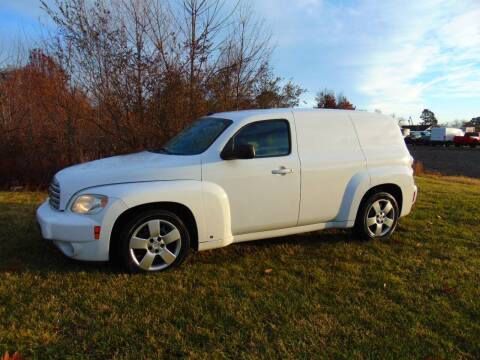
[{"left": 1, "top": 352, "right": 25, "bottom": 360}]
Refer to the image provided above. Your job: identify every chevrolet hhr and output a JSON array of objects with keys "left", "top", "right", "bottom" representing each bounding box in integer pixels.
[{"left": 37, "top": 109, "right": 417, "bottom": 272}]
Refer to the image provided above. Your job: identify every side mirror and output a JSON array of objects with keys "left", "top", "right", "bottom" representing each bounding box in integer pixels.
[{"left": 221, "top": 143, "right": 256, "bottom": 160}]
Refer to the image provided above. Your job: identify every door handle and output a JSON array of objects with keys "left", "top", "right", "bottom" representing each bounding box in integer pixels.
[{"left": 271, "top": 166, "right": 294, "bottom": 175}]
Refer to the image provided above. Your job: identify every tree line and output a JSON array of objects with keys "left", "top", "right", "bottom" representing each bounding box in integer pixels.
[
  {"left": 0, "top": 0, "right": 356, "bottom": 188},
  {"left": 418, "top": 109, "right": 479, "bottom": 129}
]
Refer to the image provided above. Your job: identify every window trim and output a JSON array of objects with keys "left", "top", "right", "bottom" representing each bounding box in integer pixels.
[{"left": 222, "top": 119, "right": 292, "bottom": 159}]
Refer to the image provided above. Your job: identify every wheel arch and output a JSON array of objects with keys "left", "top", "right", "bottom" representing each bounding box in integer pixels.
[
  {"left": 109, "top": 201, "right": 199, "bottom": 261},
  {"left": 355, "top": 183, "right": 403, "bottom": 223}
]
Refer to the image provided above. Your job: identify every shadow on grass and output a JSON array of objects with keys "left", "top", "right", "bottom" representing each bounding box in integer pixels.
[
  {"left": 244, "top": 229, "right": 356, "bottom": 247},
  {"left": 0, "top": 201, "right": 120, "bottom": 275},
  {"left": 187, "top": 228, "right": 364, "bottom": 267},
  {"left": 0, "top": 200, "right": 362, "bottom": 274},
  {"left": 0, "top": 241, "right": 119, "bottom": 275}
]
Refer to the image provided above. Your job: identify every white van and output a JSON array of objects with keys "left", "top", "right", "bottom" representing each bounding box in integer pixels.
[
  {"left": 430, "top": 127, "right": 464, "bottom": 145},
  {"left": 37, "top": 109, "right": 417, "bottom": 272}
]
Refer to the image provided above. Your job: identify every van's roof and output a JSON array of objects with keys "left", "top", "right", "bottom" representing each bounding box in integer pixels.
[{"left": 209, "top": 108, "right": 380, "bottom": 122}]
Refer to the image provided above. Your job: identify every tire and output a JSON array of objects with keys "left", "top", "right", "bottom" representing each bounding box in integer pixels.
[
  {"left": 470, "top": 143, "right": 477, "bottom": 148},
  {"left": 355, "top": 192, "right": 399, "bottom": 240},
  {"left": 117, "top": 209, "right": 190, "bottom": 273},
  {"left": 455, "top": 144, "right": 461, "bottom": 148}
]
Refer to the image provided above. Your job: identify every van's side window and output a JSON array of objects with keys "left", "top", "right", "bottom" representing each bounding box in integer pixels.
[{"left": 234, "top": 120, "right": 291, "bottom": 157}]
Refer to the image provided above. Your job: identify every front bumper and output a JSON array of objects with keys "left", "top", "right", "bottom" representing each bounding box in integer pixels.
[{"left": 36, "top": 198, "right": 128, "bottom": 261}]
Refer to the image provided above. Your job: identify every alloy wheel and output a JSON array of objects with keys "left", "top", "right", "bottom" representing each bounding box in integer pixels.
[
  {"left": 128, "top": 219, "right": 182, "bottom": 271},
  {"left": 365, "top": 199, "right": 395, "bottom": 237}
]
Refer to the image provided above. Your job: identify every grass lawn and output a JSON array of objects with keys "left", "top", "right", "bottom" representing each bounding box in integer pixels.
[{"left": 0, "top": 175, "right": 479, "bottom": 359}]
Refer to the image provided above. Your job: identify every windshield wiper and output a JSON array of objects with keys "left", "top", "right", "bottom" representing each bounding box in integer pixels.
[{"left": 154, "top": 147, "right": 171, "bottom": 154}]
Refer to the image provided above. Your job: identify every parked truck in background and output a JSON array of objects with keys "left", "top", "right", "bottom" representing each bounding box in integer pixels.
[
  {"left": 453, "top": 132, "right": 480, "bottom": 148},
  {"left": 430, "top": 127, "right": 464, "bottom": 146},
  {"left": 405, "top": 130, "right": 431, "bottom": 145}
]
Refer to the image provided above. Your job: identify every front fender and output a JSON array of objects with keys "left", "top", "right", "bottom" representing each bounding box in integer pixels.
[{"left": 85, "top": 180, "right": 233, "bottom": 250}]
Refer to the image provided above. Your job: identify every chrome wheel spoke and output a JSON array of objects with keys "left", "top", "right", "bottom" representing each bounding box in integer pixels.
[
  {"left": 147, "top": 220, "right": 161, "bottom": 237},
  {"left": 159, "top": 248, "right": 176, "bottom": 264},
  {"left": 139, "top": 252, "right": 156, "bottom": 270},
  {"left": 383, "top": 201, "right": 393, "bottom": 215},
  {"left": 366, "top": 216, "right": 377, "bottom": 226},
  {"left": 130, "top": 236, "right": 148, "bottom": 249},
  {"left": 384, "top": 217, "right": 394, "bottom": 227},
  {"left": 163, "top": 229, "right": 180, "bottom": 244},
  {"left": 372, "top": 201, "right": 381, "bottom": 214},
  {"left": 375, "top": 223, "right": 383, "bottom": 236}
]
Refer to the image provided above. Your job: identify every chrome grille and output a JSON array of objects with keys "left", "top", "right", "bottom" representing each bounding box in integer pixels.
[{"left": 48, "top": 178, "right": 61, "bottom": 210}]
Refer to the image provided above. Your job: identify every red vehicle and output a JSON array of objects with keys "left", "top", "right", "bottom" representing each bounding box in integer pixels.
[{"left": 453, "top": 132, "right": 480, "bottom": 148}]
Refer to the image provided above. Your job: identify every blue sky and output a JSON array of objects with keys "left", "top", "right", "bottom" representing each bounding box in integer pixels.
[{"left": 1, "top": 0, "right": 479, "bottom": 123}]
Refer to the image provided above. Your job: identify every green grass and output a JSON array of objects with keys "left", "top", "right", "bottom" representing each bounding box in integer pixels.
[{"left": 1, "top": 175, "right": 479, "bottom": 359}]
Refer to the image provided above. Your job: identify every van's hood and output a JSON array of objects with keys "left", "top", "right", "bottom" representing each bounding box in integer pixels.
[{"left": 54, "top": 151, "right": 201, "bottom": 209}]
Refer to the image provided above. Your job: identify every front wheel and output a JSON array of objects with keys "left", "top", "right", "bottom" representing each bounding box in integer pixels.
[
  {"left": 355, "top": 192, "right": 399, "bottom": 239},
  {"left": 118, "top": 209, "right": 190, "bottom": 273}
]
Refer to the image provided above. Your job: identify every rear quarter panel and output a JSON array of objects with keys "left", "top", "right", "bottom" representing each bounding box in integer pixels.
[{"left": 350, "top": 112, "right": 415, "bottom": 217}]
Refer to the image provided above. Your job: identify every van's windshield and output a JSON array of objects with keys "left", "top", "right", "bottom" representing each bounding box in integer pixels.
[{"left": 154, "top": 117, "right": 233, "bottom": 155}]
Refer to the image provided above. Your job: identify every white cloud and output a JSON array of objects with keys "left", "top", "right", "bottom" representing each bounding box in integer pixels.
[
  {"left": 357, "top": 0, "right": 480, "bottom": 118},
  {"left": 253, "top": 0, "right": 480, "bottom": 121}
]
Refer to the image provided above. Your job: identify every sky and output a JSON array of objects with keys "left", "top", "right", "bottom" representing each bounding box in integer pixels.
[{"left": 1, "top": 0, "right": 479, "bottom": 123}]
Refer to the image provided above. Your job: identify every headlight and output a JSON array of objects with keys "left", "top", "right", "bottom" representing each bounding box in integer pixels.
[{"left": 71, "top": 195, "right": 108, "bottom": 214}]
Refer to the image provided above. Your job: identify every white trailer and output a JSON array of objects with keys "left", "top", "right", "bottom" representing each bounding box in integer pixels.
[{"left": 430, "top": 127, "right": 464, "bottom": 145}]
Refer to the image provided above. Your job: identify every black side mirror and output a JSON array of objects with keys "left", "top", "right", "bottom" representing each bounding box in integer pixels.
[{"left": 221, "top": 143, "right": 256, "bottom": 160}]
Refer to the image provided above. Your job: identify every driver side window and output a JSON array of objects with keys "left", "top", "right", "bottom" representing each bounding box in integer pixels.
[{"left": 233, "top": 120, "right": 291, "bottom": 158}]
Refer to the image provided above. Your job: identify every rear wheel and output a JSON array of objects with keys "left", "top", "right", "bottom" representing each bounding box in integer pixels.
[
  {"left": 355, "top": 192, "right": 399, "bottom": 239},
  {"left": 118, "top": 209, "right": 190, "bottom": 273}
]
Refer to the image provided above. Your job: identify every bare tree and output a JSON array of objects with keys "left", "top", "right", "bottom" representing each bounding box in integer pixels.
[{"left": 0, "top": 0, "right": 306, "bottom": 187}]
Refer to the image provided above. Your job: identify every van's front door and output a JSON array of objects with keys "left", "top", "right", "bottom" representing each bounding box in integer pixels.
[{"left": 202, "top": 116, "right": 301, "bottom": 236}]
